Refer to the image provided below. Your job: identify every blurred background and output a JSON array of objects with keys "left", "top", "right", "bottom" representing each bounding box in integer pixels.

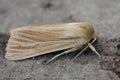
[{"left": 0, "top": 0, "right": 120, "bottom": 38}]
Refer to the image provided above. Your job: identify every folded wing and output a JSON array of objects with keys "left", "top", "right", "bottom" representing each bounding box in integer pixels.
[{"left": 5, "top": 23, "right": 91, "bottom": 60}]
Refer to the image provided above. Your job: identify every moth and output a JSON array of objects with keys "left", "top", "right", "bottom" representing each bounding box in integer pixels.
[{"left": 5, "top": 22, "right": 101, "bottom": 63}]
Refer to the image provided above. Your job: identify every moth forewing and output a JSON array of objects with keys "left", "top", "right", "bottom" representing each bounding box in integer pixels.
[{"left": 5, "top": 22, "right": 99, "bottom": 61}]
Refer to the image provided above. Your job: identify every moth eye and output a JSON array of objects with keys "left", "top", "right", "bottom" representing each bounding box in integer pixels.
[
  {"left": 89, "top": 38, "right": 95, "bottom": 43},
  {"left": 35, "top": 42, "right": 40, "bottom": 45},
  {"left": 36, "top": 43, "right": 39, "bottom": 45}
]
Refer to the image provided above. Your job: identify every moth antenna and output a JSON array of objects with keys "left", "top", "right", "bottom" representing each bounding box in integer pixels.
[{"left": 45, "top": 48, "right": 77, "bottom": 64}]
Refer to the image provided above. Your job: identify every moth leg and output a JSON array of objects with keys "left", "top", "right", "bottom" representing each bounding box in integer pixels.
[
  {"left": 45, "top": 47, "right": 78, "bottom": 64},
  {"left": 72, "top": 44, "right": 89, "bottom": 61},
  {"left": 88, "top": 43, "right": 101, "bottom": 59},
  {"left": 72, "top": 38, "right": 101, "bottom": 61}
]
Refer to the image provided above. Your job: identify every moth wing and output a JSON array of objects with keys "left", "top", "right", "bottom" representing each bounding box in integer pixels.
[{"left": 5, "top": 23, "right": 92, "bottom": 60}]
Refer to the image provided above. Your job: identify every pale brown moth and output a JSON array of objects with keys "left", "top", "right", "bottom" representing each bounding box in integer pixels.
[{"left": 5, "top": 22, "right": 101, "bottom": 63}]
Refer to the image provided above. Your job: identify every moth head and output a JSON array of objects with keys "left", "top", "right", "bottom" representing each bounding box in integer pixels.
[
  {"left": 80, "top": 22, "right": 99, "bottom": 43},
  {"left": 80, "top": 22, "right": 94, "bottom": 34},
  {"left": 92, "top": 31, "right": 99, "bottom": 43}
]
